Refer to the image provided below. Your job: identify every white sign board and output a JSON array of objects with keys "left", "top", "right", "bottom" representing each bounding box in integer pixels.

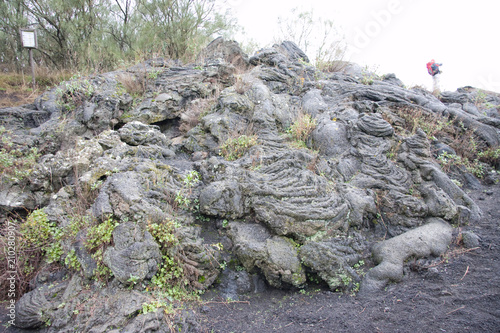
[{"left": 21, "top": 29, "right": 37, "bottom": 48}]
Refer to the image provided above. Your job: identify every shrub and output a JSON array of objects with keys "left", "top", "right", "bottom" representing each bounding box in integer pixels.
[
  {"left": 478, "top": 147, "right": 500, "bottom": 169},
  {"left": 85, "top": 216, "right": 119, "bottom": 281},
  {"left": 148, "top": 220, "right": 184, "bottom": 290},
  {"left": 286, "top": 113, "right": 317, "bottom": 146},
  {"left": 0, "top": 209, "right": 63, "bottom": 299},
  {"left": 219, "top": 135, "right": 259, "bottom": 161},
  {"left": 55, "top": 76, "right": 95, "bottom": 111}
]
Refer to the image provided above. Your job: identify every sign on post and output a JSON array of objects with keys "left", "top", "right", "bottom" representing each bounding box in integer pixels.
[
  {"left": 20, "top": 28, "right": 37, "bottom": 89},
  {"left": 21, "top": 29, "right": 38, "bottom": 49}
]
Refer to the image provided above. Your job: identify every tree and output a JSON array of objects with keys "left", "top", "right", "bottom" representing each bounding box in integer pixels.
[
  {"left": 275, "top": 8, "right": 346, "bottom": 71},
  {"left": 20, "top": 0, "right": 112, "bottom": 69},
  {"left": 0, "top": 0, "right": 237, "bottom": 72},
  {"left": 108, "top": 0, "right": 135, "bottom": 53},
  {"left": 0, "top": 0, "right": 29, "bottom": 71},
  {"left": 136, "top": 0, "right": 234, "bottom": 61}
]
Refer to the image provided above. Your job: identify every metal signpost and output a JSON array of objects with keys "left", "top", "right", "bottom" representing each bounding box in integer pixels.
[{"left": 20, "top": 28, "right": 38, "bottom": 89}]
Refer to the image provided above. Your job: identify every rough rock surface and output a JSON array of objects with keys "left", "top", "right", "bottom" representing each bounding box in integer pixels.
[
  {"left": 1, "top": 38, "right": 499, "bottom": 332},
  {"left": 103, "top": 222, "right": 162, "bottom": 284}
]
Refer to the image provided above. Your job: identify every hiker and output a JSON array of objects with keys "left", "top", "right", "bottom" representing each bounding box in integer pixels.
[{"left": 426, "top": 59, "right": 442, "bottom": 76}]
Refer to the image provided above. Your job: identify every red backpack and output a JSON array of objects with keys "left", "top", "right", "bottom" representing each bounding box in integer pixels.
[{"left": 426, "top": 60, "right": 435, "bottom": 75}]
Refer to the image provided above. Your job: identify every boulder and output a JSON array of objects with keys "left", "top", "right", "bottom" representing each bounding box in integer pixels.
[
  {"left": 361, "top": 218, "right": 453, "bottom": 292},
  {"left": 103, "top": 222, "right": 162, "bottom": 284}
]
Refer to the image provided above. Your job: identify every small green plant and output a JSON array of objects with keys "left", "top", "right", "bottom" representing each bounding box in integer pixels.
[
  {"left": 64, "top": 249, "right": 81, "bottom": 270},
  {"left": 437, "top": 152, "right": 486, "bottom": 178},
  {"left": 175, "top": 190, "right": 191, "bottom": 208},
  {"left": 474, "top": 89, "right": 487, "bottom": 107},
  {"left": 284, "top": 113, "right": 317, "bottom": 150},
  {"left": 0, "top": 209, "right": 64, "bottom": 299},
  {"left": 86, "top": 216, "right": 118, "bottom": 249},
  {"left": 18, "top": 209, "right": 64, "bottom": 266},
  {"left": 219, "top": 135, "right": 259, "bottom": 161},
  {"left": 127, "top": 274, "right": 140, "bottom": 287},
  {"left": 478, "top": 147, "right": 500, "bottom": 167},
  {"left": 55, "top": 76, "right": 95, "bottom": 111},
  {"left": 174, "top": 170, "right": 201, "bottom": 208},
  {"left": 183, "top": 170, "right": 200, "bottom": 189},
  {"left": 90, "top": 179, "right": 103, "bottom": 191},
  {"left": 148, "top": 219, "right": 180, "bottom": 248},
  {"left": 148, "top": 219, "right": 186, "bottom": 296},
  {"left": 85, "top": 216, "right": 119, "bottom": 281},
  {"left": 147, "top": 69, "right": 162, "bottom": 80},
  {"left": 141, "top": 300, "right": 171, "bottom": 314},
  {"left": 287, "top": 113, "right": 317, "bottom": 142}
]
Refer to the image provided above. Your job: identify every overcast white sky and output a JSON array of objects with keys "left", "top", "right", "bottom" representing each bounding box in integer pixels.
[{"left": 223, "top": 0, "right": 500, "bottom": 92}]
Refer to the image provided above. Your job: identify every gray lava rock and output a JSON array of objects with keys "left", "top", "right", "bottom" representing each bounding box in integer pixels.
[
  {"left": 228, "top": 222, "right": 306, "bottom": 288},
  {"left": 3, "top": 37, "right": 500, "bottom": 331},
  {"left": 103, "top": 222, "right": 162, "bottom": 284},
  {"left": 461, "top": 230, "right": 481, "bottom": 248},
  {"left": 199, "top": 180, "right": 247, "bottom": 219},
  {"left": 361, "top": 218, "right": 453, "bottom": 293}
]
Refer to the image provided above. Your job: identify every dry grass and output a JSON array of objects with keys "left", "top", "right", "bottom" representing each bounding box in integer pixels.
[
  {"left": 234, "top": 74, "right": 253, "bottom": 95},
  {"left": 0, "top": 67, "right": 72, "bottom": 108},
  {"left": 287, "top": 112, "right": 317, "bottom": 143},
  {"left": 179, "top": 96, "right": 217, "bottom": 134},
  {"left": 115, "top": 72, "right": 145, "bottom": 97},
  {"left": 316, "top": 60, "right": 348, "bottom": 73},
  {"left": 386, "top": 106, "right": 498, "bottom": 177}
]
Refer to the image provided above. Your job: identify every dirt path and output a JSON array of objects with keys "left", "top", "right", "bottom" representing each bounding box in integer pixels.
[{"left": 199, "top": 183, "right": 500, "bottom": 333}]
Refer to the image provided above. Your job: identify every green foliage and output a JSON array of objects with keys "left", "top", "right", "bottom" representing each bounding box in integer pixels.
[
  {"left": 174, "top": 170, "right": 200, "bottom": 208},
  {"left": 175, "top": 190, "right": 191, "bottom": 208},
  {"left": 437, "top": 152, "right": 486, "bottom": 178},
  {"left": 152, "top": 254, "right": 185, "bottom": 289},
  {"left": 46, "top": 242, "right": 64, "bottom": 264},
  {"left": 390, "top": 106, "right": 499, "bottom": 178},
  {"left": 147, "top": 219, "right": 191, "bottom": 300},
  {"left": 0, "top": 0, "right": 237, "bottom": 72},
  {"left": 127, "top": 274, "right": 140, "bottom": 287},
  {"left": 20, "top": 209, "right": 54, "bottom": 247},
  {"left": 0, "top": 126, "right": 40, "bottom": 182},
  {"left": 64, "top": 249, "right": 81, "bottom": 271},
  {"left": 86, "top": 216, "right": 118, "bottom": 250},
  {"left": 478, "top": 147, "right": 500, "bottom": 167},
  {"left": 86, "top": 216, "right": 119, "bottom": 281},
  {"left": 55, "top": 76, "right": 95, "bottom": 111},
  {"left": 219, "top": 135, "right": 259, "bottom": 161},
  {"left": 148, "top": 220, "right": 181, "bottom": 248},
  {"left": 183, "top": 170, "right": 201, "bottom": 188},
  {"left": 474, "top": 89, "right": 488, "bottom": 107},
  {"left": 360, "top": 70, "right": 379, "bottom": 85},
  {"left": 136, "top": 0, "right": 236, "bottom": 61},
  {"left": 147, "top": 69, "right": 162, "bottom": 80},
  {"left": 0, "top": 210, "right": 95, "bottom": 299},
  {"left": 0, "top": 0, "right": 29, "bottom": 71},
  {"left": 18, "top": 209, "right": 63, "bottom": 273},
  {"left": 141, "top": 299, "right": 172, "bottom": 314},
  {"left": 285, "top": 113, "right": 317, "bottom": 148}
]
